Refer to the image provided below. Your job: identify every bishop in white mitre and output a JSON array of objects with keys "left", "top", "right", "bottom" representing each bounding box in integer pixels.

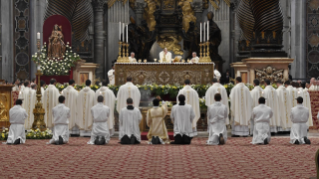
[
  {"left": 206, "top": 94, "right": 227, "bottom": 145},
  {"left": 251, "top": 97, "right": 273, "bottom": 145},
  {"left": 95, "top": 81, "right": 116, "bottom": 136},
  {"left": 5, "top": 99, "right": 27, "bottom": 145},
  {"left": 285, "top": 81, "right": 298, "bottom": 107},
  {"left": 250, "top": 79, "right": 263, "bottom": 134},
  {"left": 43, "top": 79, "right": 60, "bottom": 129},
  {"left": 159, "top": 48, "right": 172, "bottom": 63},
  {"left": 276, "top": 81, "right": 292, "bottom": 131},
  {"left": 290, "top": 97, "right": 311, "bottom": 145},
  {"left": 61, "top": 80, "right": 78, "bottom": 131},
  {"left": 116, "top": 77, "right": 141, "bottom": 113},
  {"left": 190, "top": 52, "right": 199, "bottom": 64},
  {"left": 177, "top": 79, "right": 200, "bottom": 136},
  {"left": 129, "top": 52, "right": 137, "bottom": 63},
  {"left": 230, "top": 77, "right": 252, "bottom": 136},
  {"left": 214, "top": 69, "right": 221, "bottom": 81},
  {"left": 298, "top": 82, "right": 313, "bottom": 128},
  {"left": 263, "top": 80, "right": 281, "bottom": 132},
  {"left": 107, "top": 65, "right": 115, "bottom": 85},
  {"left": 88, "top": 95, "right": 111, "bottom": 145},
  {"left": 48, "top": 96, "right": 70, "bottom": 145},
  {"left": 18, "top": 81, "right": 36, "bottom": 130},
  {"left": 77, "top": 80, "right": 95, "bottom": 136},
  {"left": 205, "top": 78, "right": 229, "bottom": 125}
]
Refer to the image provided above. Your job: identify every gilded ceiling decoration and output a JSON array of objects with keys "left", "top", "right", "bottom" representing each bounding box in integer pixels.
[
  {"left": 143, "top": 0, "right": 158, "bottom": 32},
  {"left": 157, "top": 35, "right": 184, "bottom": 55}
]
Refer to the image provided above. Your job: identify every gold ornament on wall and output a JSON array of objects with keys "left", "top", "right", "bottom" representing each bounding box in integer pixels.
[
  {"left": 178, "top": 0, "right": 197, "bottom": 32},
  {"left": 157, "top": 35, "right": 184, "bottom": 55},
  {"left": 143, "top": 0, "right": 159, "bottom": 32},
  {"left": 209, "top": 0, "right": 231, "bottom": 10},
  {"left": 255, "top": 66, "right": 284, "bottom": 83}
]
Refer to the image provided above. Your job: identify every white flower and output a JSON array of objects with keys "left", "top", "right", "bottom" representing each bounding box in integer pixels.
[
  {"left": 66, "top": 45, "right": 69, "bottom": 47},
  {"left": 70, "top": 50, "right": 72, "bottom": 53},
  {"left": 44, "top": 49, "right": 46, "bottom": 52},
  {"left": 67, "top": 42, "right": 69, "bottom": 45},
  {"left": 32, "top": 55, "right": 34, "bottom": 58},
  {"left": 69, "top": 55, "right": 71, "bottom": 58}
]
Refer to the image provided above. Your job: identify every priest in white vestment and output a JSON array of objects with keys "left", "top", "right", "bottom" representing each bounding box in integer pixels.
[
  {"left": 12, "top": 79, "right": 20, "bottom": 92},
  {"left": 298, "top": 82, "right": 313, "bottom": 128},
  {"left": 251, "top": 97, "right": 273, "bottom": 145},
  {"left": 309, "top": 78, "right": 316, "bottom": 91},
  {"left": 18, "top": 81, "right": 35, "bottom": 130},
  {"left": 230, "top": 77, "right": 252, "bottom": 136},
  {"left": 263, "top": 80, "right": 281, "bottom": 132},
  {"left": 40, "top": 80, "right": 46, "bottom": 97},
  {"left": 88, "top": 96, "right": 111, "bottom": 145},
  {"left": 206, "top": 94, "right": 227, "bottom": 145},
  {"left": 48, "top": 96, "right": 70, "bottom": 145},
  {"left": 116, "top": 77, "right": 141, "bottom": 113},
  {"left": 159, "top": 48, "right": 172, "bottom": 63},
  {"left": 276, "top": 81, "right": 292, "bottom": 131},
  {"left": 190, "top": 52, "right": 199, "bottom": 64},
  {"left": 214, "top": 69, "right": 221, "bottom": 81},
  {"left": 5, "top": 99, "right": 27, "bottom": 145},
  {"left": 43, "top": 79, "right": 60, "bottom": 128},
  {"left": 250, "top": 79, "right": 263, "bottom": 135},
  {"left": 129, "top": 52, "right": 137, "bottom": 63},
  {"left": 95, "top": 81, "right": 116, "bottom": 136},
  {"left": 177, "top": 80, "right": 200, "bottom": 136},
  {"left": 290, "top": 97, "right": 311, "bottom": 145},
  {"left": 119, "top": 98, "right": 142, "bottom": 144},
  {"left": 146, "top": 98, "right": 169, "bottom": 144},
  {"left": 205, "top": 78, "right": 229, "bottom": 125},
  {"left": 62, "top": 80, "right": 78, "bottom": 131},
  {"left": 107, "top": 65, "right": 115, "bottom": 85},
  {"left": 170, "top": 95, "right": 195, "bottom": 144},
  {"left": 285, "top": 81, "right": 298, "bottom": 107},
  {"left": 76, "top": 80, "right": 95, "bottom": 135}
]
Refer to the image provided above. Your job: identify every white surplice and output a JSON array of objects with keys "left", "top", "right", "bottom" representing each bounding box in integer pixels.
[
  {"left": 48, "top": 104, "right": 70, "bottom": 144},
  {"left": 159, "top": 51, "right": 172, "bottom": 63},
  {"left": 290, "top": 104, "right": 309, "bottom": 144},
  {"left": 146, "top": 103, "right": 169, "bottom": 142},
  {"left": 190, "top": 56, "right": 199, "bottom": 63},
  {"left": 298, "top": 88, "right": 313, "bottom": 128},
  {"left": 116, "top": 82, "right": 141, "bottom": 112},
  {"left": 108, "top": 69, "right": 115, "bottom": 85},
  {"left": 88, "top": 103, "right": 110, "bottom": 144},
  {"left": 43, "top": 84, "right": 60, "bottom": 128},
  {"left": 230, "top": 83, "right": 252, "bottom": 136},
  {"left": 119, "top": 107, "right": 142, "bottom": 142},
  {"left": 19, "top": 87, "right": 36, "bottom": 129},
  {"left": 95, "top": 86, "right": 116, "bottom": 136},
  {"left": 206, "top": 102, "right": 228, "bottom": 145},
  {"left": 251, "top": 104, "right": 273, "bottom": 144},
  {"left": 6, "top": 105, "right": 28, "bottom": 144},
  {"left": 170, "top": 104, "right": 195, "bottom": 137},
  {"left": 286, "top": 85, "right": 298, "bottom": 107},
  {"left": 276, "top": 86, "right": 292, "bottom": 130},
  {"left": 250, "top": 86, "right": 263, "bottom": 134},
  {"left": 309, "top": 84, "right": 316, "bottom": 91},
  {"left": 62, "top": 86, "right": 78, "bottom": 130},
  {"left": 12, "top": 85, "right": 19, "bottom": 92},
  {"left": 129, "top": 57, "right": 137, "bottom": 63},
  {"left": 205, "top": 83, "right": 229, "bottom": 124},
  {"left": 76, "top": 87, "right": 95, "bottom": 132},
  {"left": 177, "top": 85, "right": 200, "bottom": 135},
  {"left": 263, "top": 85, "right": 281, "bottom": 132}
]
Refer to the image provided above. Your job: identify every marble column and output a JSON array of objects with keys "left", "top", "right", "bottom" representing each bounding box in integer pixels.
[{"left": 92, "top": 0, "right": 107, "bottom": 80}]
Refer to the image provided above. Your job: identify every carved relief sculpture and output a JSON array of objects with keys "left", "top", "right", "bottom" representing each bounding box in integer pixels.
[
  {"left": 255, "top": 66, "right": 284, "bottom": 83},
  {"left": 48, "top": 25, "right": 66, "bottom": 59}
]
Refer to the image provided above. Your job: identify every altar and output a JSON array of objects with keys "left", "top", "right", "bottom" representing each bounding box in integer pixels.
[{"left": 114, "top": 62, "right": 215, "bottom": 85}]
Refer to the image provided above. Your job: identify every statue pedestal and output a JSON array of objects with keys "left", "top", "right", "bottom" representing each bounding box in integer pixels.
[
  {"left": 73, "top": 60, "right": 99, "bottom": 85},
  {"left": 231, "top": 58, "right": 294, "bottom": 84}
]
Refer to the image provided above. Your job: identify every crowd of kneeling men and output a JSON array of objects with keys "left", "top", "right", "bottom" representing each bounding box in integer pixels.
[{"left": 4, "top": 89, "right": 312, "bottom": 146}]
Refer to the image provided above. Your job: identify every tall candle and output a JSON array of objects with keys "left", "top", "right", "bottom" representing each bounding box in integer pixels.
[
  {"left": 122, "top": 23, "right": 125, "bottom": 42},
  {"left": 200, "top": 23, "right": 202, "bottom": 43},
  {"left": 126, "top": 24, "right": 128, "bottom": 43},
  {"left": 203, "top": 22, "right": 206, "bottom": 42},
  {"left": 207, "top": 21, "right": 209, "bottom": 41},
  {"left": 119, "top": 22, "right": 121, "bottom": 41},
  {"left": 37, "top": 32, "right": 40, "bottom": 40}
]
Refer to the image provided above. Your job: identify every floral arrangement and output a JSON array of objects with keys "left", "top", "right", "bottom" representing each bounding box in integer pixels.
[
  {"left": 0, "top": 128, "right": 9, "bottom": 140},
  {"left": 31, "top": 42, "right": 81, "bottom": 76},
  {"left": 199, "top": 97, "right": 207, "bottom": 110},
  {"left": 26, "top": 129, "right": 53, "bottom": 139}
]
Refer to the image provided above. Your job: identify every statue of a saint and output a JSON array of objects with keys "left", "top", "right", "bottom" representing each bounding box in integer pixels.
[
  {"left": 48, "top": 24, "right": 66, "bottom": 59},
  {"left": 207, "top": 12, "right": 222, "bottom": 62}
]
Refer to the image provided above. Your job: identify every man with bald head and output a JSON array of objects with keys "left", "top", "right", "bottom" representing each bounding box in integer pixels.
[
  {"left": 190, "top": 52, "right": 199, "bottom": 63},
  {"left": 159, "top": 48, "right": 172, "bottom": 63}
]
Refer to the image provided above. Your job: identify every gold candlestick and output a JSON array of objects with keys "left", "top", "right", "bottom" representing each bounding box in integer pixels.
[
  {"left": 199, "top": 43, "right": 203, "bottom": 59},
  {"left": 125, "top": 43, "right": 130, "bottom": 63},
  {"left": 206, "top": 41, "right": 211, "bottom": 62},
  {"left": 122, "top": 42, "right": 126, "bottom": 62},
  {"left": 117, "top": 41, "right": 122, "bottom": 62},
  {"left": 32, "top": 69, "right": 46, "bottom": 131}
]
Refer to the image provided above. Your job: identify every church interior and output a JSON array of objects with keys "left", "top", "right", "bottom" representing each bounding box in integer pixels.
[{"left": 1, "top": 0, "right": 319, "bottom": 178}]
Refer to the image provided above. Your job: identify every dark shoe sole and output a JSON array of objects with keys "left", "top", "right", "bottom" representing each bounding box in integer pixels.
[
  {"left": 219, "top": 134, "right": 225, "bottom": 145},
  {"left": 264, "top": 138, "right": 269, "bottom": 145},
  {"left": 294, "top": 140, "right": 300, "bottom": 145}
]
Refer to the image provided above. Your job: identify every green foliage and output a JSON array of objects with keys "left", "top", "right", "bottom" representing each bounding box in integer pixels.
[{"left": 26, "top": 129, "right": 53, "bottom": 139}]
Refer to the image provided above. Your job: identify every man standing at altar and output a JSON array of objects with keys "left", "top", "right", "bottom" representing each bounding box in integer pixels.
[
  {"left": 263, "top": 80, "right": 281, "bottom": 132},
  {"left": 276, "top": 80, "right": 292, "bottom": 131},
  {"left": 285, "top": 81, "right": 298, "bottom": 107},
  {"left": 18, "top": 80, "right": 35, "bottom": 130},
  {"left": 62, "top": 79, "right": 78, "bottom": 133},
  {"left": 159, "top": 48, "right": 172, "bottom": 63},
  {"left": 298, "top": 82, "right": 313, "bottom": 129},
  {"left": 43, "top": 78, "right": 60, "bottom": 129},
  {"left": 190, "top": 52, "right": 199, "bottom": 63},
  {"left": 250, "top": 79, "right": 263, "bottom": 135},
  {"left": 116, "top": 77, "right": 141, "bottom": 113},
  {"left": 177, "top": 79, "right": 200, "bottom": 136},
  {"left": 108, "top": 65, "right": 115, "bottom": 85},
  {"left": 205, "top": 78, "right": 229, "bottom": 125},
  {"left": 77, "top": 80, "right": 95, "bottom": 136},
  {"left": 129, "top": 52, "right": 137, "bottom": 63},
  {"left": 230, "top": 77, "right": 252, "bottom": 136},
  {"left": 95, "top": 80, "right": 116, "bottom": 136}
]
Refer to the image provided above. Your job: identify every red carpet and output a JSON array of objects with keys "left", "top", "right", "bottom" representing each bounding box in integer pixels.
[
  {"left": 141, "top": 132, "right": 175, "bottom": 140},
  {"left": 0, "top": 137, "right": 318, "bottom": 178}
]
